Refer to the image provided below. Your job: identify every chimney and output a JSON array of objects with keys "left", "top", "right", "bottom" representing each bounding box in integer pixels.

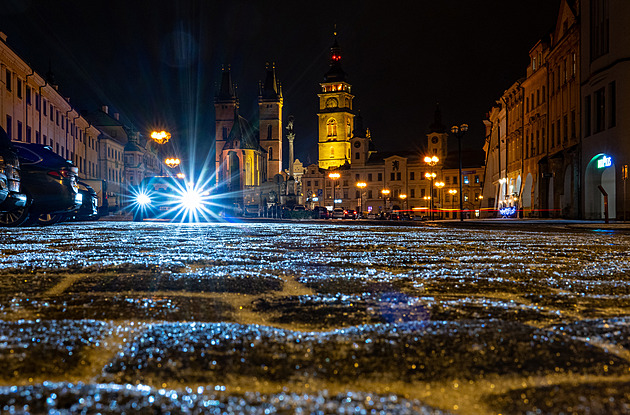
[
  {"left": 101, "top": 105, "right": 108, "bottom": 114},
  {"left": 113, "top": 113, "right": 120, "bottom": 121}
]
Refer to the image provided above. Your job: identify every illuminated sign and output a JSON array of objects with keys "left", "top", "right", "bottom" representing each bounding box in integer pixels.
[
  {"left": 597, "top": 155, "right": 612, "bottom": 169},
  {"left": 499, "top": 206, "right": 517, "bottom": 217}
]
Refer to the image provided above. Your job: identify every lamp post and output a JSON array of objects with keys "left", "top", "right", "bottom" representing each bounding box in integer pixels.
[
  {"left": 151, "top": 130, "right": 171, "bottom": 144},
  {"left": 399, "top": 193, "right": 407, "bottom": 217},
  {"left": 434, "top": 181, "right": 444, "bottom": 219},
  {"left": 449, "top": 189, "right": 458, "bottom": 219},
  {"left": 164, "top": 157, "right": 180, "bottom": 169},
  {"left": 356, "top": 181, "right": 367, "bottom": 217},
  {"left": 381, "top": 189, "right": 390, "bottom": 214},
  {"left": 424, "top": 156, "right": 439, "bottom": 221},
  {"left": 329, "top": 172, "right": 340, "bottom": 211},
  {"left": 451, "top": 124, "right": 468, "bottom": 221}
]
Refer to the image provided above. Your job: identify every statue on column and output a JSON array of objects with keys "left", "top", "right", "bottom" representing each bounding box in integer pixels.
[{"left": 286, "top": 115, "right": 296, "bottom": 199}]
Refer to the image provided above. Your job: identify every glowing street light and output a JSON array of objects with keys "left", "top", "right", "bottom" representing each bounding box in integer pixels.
[
  {"left": 164, "top": 158, "right": 180, "bottom": 168},
  {"left": 424, "top": 155, "right": 439, "bottom": 221},
  {"left": 434, "top": 181, "right": 445, "bottom": 219},
  {"left": 328, "top": 172, "right": 341, "bottom": 210},
  {"left": 381, "top": 189, "right": 391, "bottom": 212},
  {"left": 449, "top": 189, "right": 458, "bottom": 219},
  {"left": 151, "top": 130, "right": 171, "bottom": 144},
  {"left": 356, "top": 181, "right": 367, "bottom": 216},
  {"left": 399, "top": 193, "right": 408, "bottom": 214}
]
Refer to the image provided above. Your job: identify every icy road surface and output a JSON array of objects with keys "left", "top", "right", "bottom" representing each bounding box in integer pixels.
[{"left": 1, "top": 221, "right": 630, "bottom": 414}]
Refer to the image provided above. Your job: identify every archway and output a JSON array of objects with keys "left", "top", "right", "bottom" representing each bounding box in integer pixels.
[
  {"left": 562, "top": 164, "right": 572, "bottom": 216},
  {"left": 585, "top": 153, "right": 616, "bottom": 219}
]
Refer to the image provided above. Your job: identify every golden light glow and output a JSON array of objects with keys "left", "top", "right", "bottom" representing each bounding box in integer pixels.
[
  {"left": 356, "top": 181, "right": 367, "bottom": 189},
  {"left": 399, "top": 194, "right": 407, "bottom": 200},
  {"left": 151, "top": 130, "right": 171, "bottom": 144},
  {"left": 449, "top": 189, "right": 458, "bottom": 195},
  {"left": 381, "top": 189, "right": 390, "bottom": 196},
  {"left": 435, "top": 181, "right": 445, "bottom": 189},
  {"left": 176, "top": 173, "right": 185, "bottom": 179},
  {"left": 425, "top": 172, "right": 436, "bottom": 179},
  {"left": 164, "top": 158, "right": 181, "bottom": 168},
  {"left": 424, "top": 156, "right": 439, "bottom": 165},
  {"left": 328, "top": 172, "right": 341, "bottom": 180}
]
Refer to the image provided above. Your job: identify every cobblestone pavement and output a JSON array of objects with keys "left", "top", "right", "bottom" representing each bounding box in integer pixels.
[{"left": 1, "top": 221, "right": 629, "bottom": 414}]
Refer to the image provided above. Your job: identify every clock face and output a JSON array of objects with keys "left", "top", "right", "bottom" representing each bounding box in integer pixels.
[
  {"left": 325, "top": 98, "right": 338, "bottom": 108},
  {"left": 353, "top": 141, "right": 361, "bottom": 148},
  {"left": 431, "top": 136, "right": 439, "bottom": 144}
]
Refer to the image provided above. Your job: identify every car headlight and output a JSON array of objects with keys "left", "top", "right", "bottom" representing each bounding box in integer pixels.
[
  {"left": 179, "top": 189, "right": 202, "bottom": 211},
  {"left": 136, "top": 193, "right": 151, "bottom": 206}
]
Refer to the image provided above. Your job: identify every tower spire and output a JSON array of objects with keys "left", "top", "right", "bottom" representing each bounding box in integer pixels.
[{"left": 324, "top": 27, "right": 346, "bottom": 82}]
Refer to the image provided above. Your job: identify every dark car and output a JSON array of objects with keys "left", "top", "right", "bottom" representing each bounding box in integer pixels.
[
  {"left": 312, "top": 206, "right": 329, "bottom": 219},
  {"left": 132, "top": 175, "right": 211, "bottom": 222},
  {"left": 65, "top": 181, "right": 99, "bottom": 221},
  {"left": 0, "top": 128, "right": 29, "bottom": 226},
  {"left": 344, "top": 209, "right": 357, "bottom": 219},
  {"left": 12, "top": 143, "right": 82, "bottom": 226}
]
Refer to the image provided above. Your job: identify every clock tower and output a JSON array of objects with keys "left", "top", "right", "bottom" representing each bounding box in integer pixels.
[
  {"left": 317, "top": 33, "right": 354, "bottom": 169},
  {"left": 427, "top": 104, "right": 448, "bottom": 162}
]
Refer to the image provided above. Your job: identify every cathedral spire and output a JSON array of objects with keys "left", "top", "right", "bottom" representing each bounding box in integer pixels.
[
  {"left": 324, "top": 28, "right": 346, "bottom": 82},
  {"left": 216, "top": 65, "right": 237, "bottom": 102},
  {"left": 260, "top": 62, "right": 282, "bottom": 100},
  {"left": 429, "top": 103, "right": 446, "bottom": 133}
]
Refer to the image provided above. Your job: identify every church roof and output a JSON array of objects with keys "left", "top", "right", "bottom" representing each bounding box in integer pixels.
[
  {"left": 428, "top": 104, "right": 447, "bottom": 134},
  {"left": 260, "top": 63, "right": 282, "bottom": 100},
  {"left": 216, "top": 66, "right": 237, "bottom": 102},
  {"left": 225, "top": 109, "right": 260, "bottom": 151}
]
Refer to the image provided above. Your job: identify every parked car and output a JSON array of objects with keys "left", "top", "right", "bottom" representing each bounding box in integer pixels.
[
  {"left": 292, "top": 204, "right": 306, "bottom": 211},
  {"left": 133, "top": 175, "right": 211, "bottom": 222},
  {"left": 65, "top": 181, "right": 99, "bottom": 221},
  {"left": 80, "top": 178, "right": 109, "bottom": 217},
  {"left": 11, "top": 143, "right": 82, "bottom": 226},
  {"left": 242, "top": 204, "right": 260, "bottom": 217},
  {"left": 332, "top": 207, "right": 345, "bottom": 219},
  {"left": 312, "top": 206, "right": 329, "bottom": 219},
  {"left": 343, "top": 209, "right": 357, "bottom": 219},
  {"left": 0, "top": 127, "right": 28, "bottom": 226}
]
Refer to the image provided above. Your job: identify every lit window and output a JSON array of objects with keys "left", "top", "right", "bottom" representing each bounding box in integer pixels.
[{"left": 326, "top": 119, "right": 337, "bottom": 136}]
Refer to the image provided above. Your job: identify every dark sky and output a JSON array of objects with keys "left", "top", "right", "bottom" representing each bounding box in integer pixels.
[{"left": 1, "top": 0, "right": 561, "bottom": 169}]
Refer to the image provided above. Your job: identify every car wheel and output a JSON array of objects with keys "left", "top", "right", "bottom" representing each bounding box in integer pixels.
[
  {"left": 33, "top": 213, "right": 66, "bottom": 226},
  {"left": 0, "top": 207, "right": 30, "bottom": 227}
]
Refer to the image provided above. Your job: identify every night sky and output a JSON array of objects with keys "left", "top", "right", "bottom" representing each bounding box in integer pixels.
[{"left": 1, "top": 0, "right": 561, "bottom": 170}]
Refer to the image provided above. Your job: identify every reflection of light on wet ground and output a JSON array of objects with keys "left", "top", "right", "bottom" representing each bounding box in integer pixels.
[{"left": 1, "top": 222, "right": 630, "bottom": 414}]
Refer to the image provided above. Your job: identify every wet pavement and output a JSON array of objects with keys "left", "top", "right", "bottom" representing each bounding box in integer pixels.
[{"left": 1, "top": 221, "right": 629, "bottom": 414}]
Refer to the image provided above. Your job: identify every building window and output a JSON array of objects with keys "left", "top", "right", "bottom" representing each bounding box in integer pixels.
[
  {"left": 453, "top": 176, "right": 458, "bottom": 185},
  {"left": 463, "top": 175, "right": 469, "bottom": 184},
  {"left": 314, "top": 180, "right": 319, "bottom": 187},
  {"left": 584, "top": 95, "right": 592, "bottom": 136},
  {"left": 17, "top": 78, "right": 22, "bottom": 99},
  {"left": 355, "top": 152, "right": 360, "bottom": 160},
  {"left": 268, "top": 147, "right": 273, "bottom": 161},
  {"left": 26, "top": 86, "right": 31, "bottom": 104},
  {"left": 609, "top": 81, "right": 616, "bottom": 128},
  {"left": 396, "top": 172, "right": 401, "bottom": 181},
  {"left": 367, "top": 190, "right": 373, "bottom": 199},
  {"left": 267, "top": 125, "right": 272, "bottom": 139},
  {"left": 410, "top": 172, "right": 415, "bottom": 180},
  {"left": 390, "top": 172, "right": 395, "bottom": 181},
  {"left": 570, "top": 111, "right": 576, "bottom": 138},
  {"left": 17, "top": 121, "right": 22, "bottom": 141},
  {"left": 368, "top": 173, "right": 373, "bottom": 182},
  {"left": 474, "top": 175, "right": 480, "bottom": 184},
  {"left": 5, "top": 70, "right": 11, "bottom": 91},
  {"left": 590, "top": 0, "right": 610, "bottom": 61},
  {"left": 326, "top": 118, "right": 337, "bottom": 137},
  {"left": 347, "top": 121, "right": 351, "bottom": 137},
  {"left": 421, "top": 188, "right": 426, "bottom": 198},
  {"left": 26, "top": 126, "right": 31, "bottom": 143},
  {"left": 6, "top": 115, "right": 11, "bottom": 139},
  {"left": 377, "top": 173, "right": 382, "bottom": 181},
  {"left": 595, "top": 87, "right": 605, "bottom": 133}
]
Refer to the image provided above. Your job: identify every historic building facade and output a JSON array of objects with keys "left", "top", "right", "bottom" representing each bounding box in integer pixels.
[
  {"left": 581, "top": 0, "right": 630, "bottom": 220},
  {"left": 484, "top": 0, "right": 584, "bottom": 219}
]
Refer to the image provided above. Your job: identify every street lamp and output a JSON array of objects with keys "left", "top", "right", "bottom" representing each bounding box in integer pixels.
[
  {"left": 164, "top": 157, "right": 180, "bottom": 169},
  {"left": 151, "top": 130, "right": 171, "bottom": 144},
  {"left": 451, "top": 123, "right": 468, "bottom": 221},
  {"left": 449, "top": 189, "right": 458, "bottom": 219},
  {"left": 434, "top": 181, "right": 445, "bottom": 219},
  {"left": 329, "top": 172, "right": 341, "bottom": 211},
  {"left": 424, "top": 156, "right": 439, "bottom": 221},
  {"left": 356, "top": 181, "right": 367, "bottom": 216},
  {"left": 381, "top": 189, "right": 390, "bottom": 213},
  {"left": 399, "top": 193, "right": 407, "bottom": 216}
]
